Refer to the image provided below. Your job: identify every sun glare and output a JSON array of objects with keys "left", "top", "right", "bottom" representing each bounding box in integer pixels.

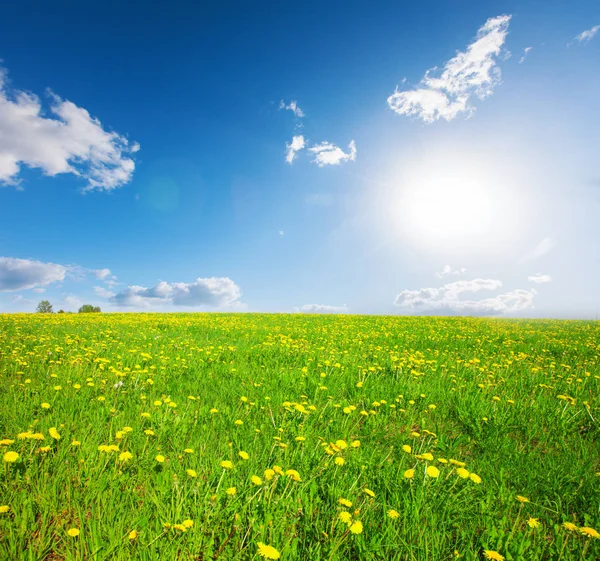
[{"left": 389, "top": 153, "right": 523, "bottom": 253}]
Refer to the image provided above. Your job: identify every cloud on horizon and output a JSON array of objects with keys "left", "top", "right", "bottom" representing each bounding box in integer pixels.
[
  {"left": 298, "top": 304, "right": 349, "bottom": 314},
  {"left": 394, "top": 277, "right": 536, "bottom": 315},
  {"left": 387, "top": 15, "right": 511, "bottom": 122},
  {"left": 109, "top": 277, "right": 242, "bottom": 308}
]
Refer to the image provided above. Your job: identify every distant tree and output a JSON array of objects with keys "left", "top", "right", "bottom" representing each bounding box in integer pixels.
[
  {"left": 57, "top": 309, "right": 65, "bottom": 314},
  {"left": 78, "top": 304, "right": 101, "bottom": 313},
  {"left": 36, "top": 300, "right": 54, "bottom": 313}
]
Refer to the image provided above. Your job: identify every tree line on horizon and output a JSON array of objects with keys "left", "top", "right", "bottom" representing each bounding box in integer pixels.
[{"left": 35, "top": 301, "right": 101, "bottom": 314}]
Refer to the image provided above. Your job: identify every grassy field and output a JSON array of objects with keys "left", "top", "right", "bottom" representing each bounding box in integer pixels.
[{"left": 0, "top": 313, "right": 599, "bottom": 560}]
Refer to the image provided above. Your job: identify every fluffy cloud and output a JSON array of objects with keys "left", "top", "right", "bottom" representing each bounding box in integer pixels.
[
  {"left": 110, "top": 277, "right": 242, "bottom": 308},
  {"left": 93, "top": 286, "right": 115, "bottom": 298},
  {"left": 435, "top": 265, "right": 466, "bottom": 279},
  {"left": 92, "top": 268, "right": 112, "bottom": 280},
  {"left": 520, "top": 237, "right": 555, "bottom": 262},
  {"left": 528, "top": 274, "right": 552, "bottom": 284},
  {"left": 387, "top": 15, "right": 511, "bottom": 122},
  {"left": 394, "top": 277, "right": 536, "bottom": 315},
  {"left": 309, "top": 140, "right": 356, "bottom": 167},
  {"left": 299, "top": 304, "right": 349, "bottom": 314},
  {"left": 574, "top": 25, "right": 599, "bottom": 44},
  {"left": 279, "top": 100, "right": 305, "bottom": 118},
  {"left": 285, "top": 135, "right": 305, "bottom": 164},
  {"left": 519, "top": 46, "right": 533, "bottom": 64},
  {"left": 0, "top": 64, "right": 138, "bottom": 191},
  {"left": 0, "top": 257, "right": 67, "bottom": 291}
]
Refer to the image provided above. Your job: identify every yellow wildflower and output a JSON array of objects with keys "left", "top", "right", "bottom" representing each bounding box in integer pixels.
[
  {"left": 3, "top": 451, "right": 19, "bottom": 463},
  {"left": 67, "top": 528, "right": 80, "bottom": 537},
  {"left": 426, "top": 466, "right": 440, "bottom": 478},
  {"left": 349, "top": 520, "right": 363, "bottom": 534},
  {"left": 257, "top": 543, "right": 281, "bottom": 560}
]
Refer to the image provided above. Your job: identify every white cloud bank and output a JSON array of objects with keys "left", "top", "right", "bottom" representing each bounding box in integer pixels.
[
  {"left": 110, "top": 277, "right": 242, "bottom": 308},
  {"left": 0, "top": 64, "right": 138, "bottom": 191},
  {"left": 574, "top": 25, "right": 599, "bottom": 44},
  {"left": 299, "top": 304, "right": 349, "bottom": 314},
  {"left": 285, "top": 135, "right": 305, "bottom": 164},
  {"left": 528, "top": 274, "right": 552, "bottom": 284},
  {"left": 309, "top": 140, "right": 356, "bottom": 167},
  {"left": 394, "top": 277, "right": 536, "bottom": 315},
  {"left": 387, "top": 15, "right": 511, "bottom": 122},
  {"left": 435, "top": 265, "right": 466, "bottom": 279},
  {"left": 0, "top": 257, "right": 67, "bottom": 291}
]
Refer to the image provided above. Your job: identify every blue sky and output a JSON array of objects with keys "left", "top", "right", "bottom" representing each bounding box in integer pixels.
[{"left": 1, "top": 0, "right": 599, "bottom": 317}]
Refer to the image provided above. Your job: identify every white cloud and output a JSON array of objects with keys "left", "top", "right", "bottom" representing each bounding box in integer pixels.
[
  {"left": 32, "top": 287, "right": 46, "bottom": 293},
  {"left": 0, "top": 257, "right": 67, "bottom": 291},
  {"left": 92, "top": 268, "right": 112, "bottom": 280},
  {"left": 285, "top": 135, "right": 305, "bottom": 164},
  {"left": 519, "top": 46, "right": 533, "bottom": 64},
  {"left": 309, "top": 140, "right": 356, "bottom": 167},
  {"left": 0, "top": 64, "right": 138, "bottom": 191},
  {"left": 93, "top": 286, "right": 115, "bottom": 298},
  {"left": 279, "top": 99, "right": 305, "bottom": 118},
  {"left": 528, "top": 273, "right": 552, "bottom": 284},
  {"left": 110, "top": 277, "right": 242, "bottom": 308},
  {"left": 574, "top": 25, "right": 600, "bottom": 44},
  {"left": 299, "top": 304, "right": 349, "bottom": 314},
  {"left": 435, "top": 265, "right": 466, "bottom": 279},
  {"left": 394, "top": 277, "right": 536, "bottom": 315},
  {"left": 279, "top": 230, "right": 284, "bottom": 236},
  {"left": 520, "top": 237, "right": 555, "bottom": 262},
  {"left": 63, "top": 294, "right": 82, "bottom": 309},
  {"left": 387, "top": 15, "right": 511, "bottom": 122}
]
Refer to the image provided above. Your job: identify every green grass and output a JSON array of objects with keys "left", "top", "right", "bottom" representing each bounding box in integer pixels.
[{"left": 0, "top": 313, "right": 599, "bottom": 560}]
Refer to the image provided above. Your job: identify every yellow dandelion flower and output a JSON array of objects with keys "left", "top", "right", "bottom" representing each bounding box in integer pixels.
[
  {"left": 119, "top": 451, "right": 133, "bottom": 462},
  {"left": 402, "top": 445, "right": 412, "bottom": 454},
  {"left": 3, "top": 451, "right": 19, "bottom": 463},
  {"left": 234, "top": 419, "right": 243, "bottom": 426},
  {"left": 0, "top": 439, "right": 15, "bottom": 446},
  {"left": 144, "top": 429, "right": 155, "bottom": 436},
  {"left": 426, "top": 466, "right": 440, "bottom": 478},
  {"left": 182, "top": 519, "right": 194, "bottom": 528},
  {"left": 456, "top": 468, "right": 470, "bottom": 479},
  {"left": 264, "top": 468, "right": 275, "bottom": 480},
  {"left": 239, "top": 451, "right": 249, "bottom": 460},
  {"left": 48, "top": 427, "right": 60, "bottom": 440},
  {"left": 184, "top": 448, "right": 194, "bottom": 454},
  {"left": 286, "top": 469, "right": 302, "bottom": 482},
  {"left": 349, "top": 520, "right": 363, "bottom": 534},
  {"left": 41, "top": 403, "right": 51, "bottom": 409},
  {"left": 173, "top": 524, "right": 187, "bottom": 532},
  {"left": 220, "top": 460, "right": 233, "bottom": 469},
  {"left": 416, "top": 453, "right": 434, "bottom": 461},
  {"left": 563, "top": 522, "right": 578, "bottom": 531},
  {"left": 527, "top": 517, "right": 540, "bottom": 528},
  {"left": 210, "top": 408, "right": 218, "bottom": 414},
  {"left": 449, "top": 459, "right": 466, "bottom": 468},
  {"left": 338, "top": 498, "right": 352, "bottom": 507},
  {"left": 339, "top": 511, "right": 352, "bottom": 524},
  {"left": 251, "top": 475, "right": 263, "bottom": 485},
  {"left": 364, "top": 488, "right": 375, "bottom": 497},
  {"left": 187, "top": 469, "right": 198, "bottom": 478},
  {"left": 155, "top": 454, "right": 165, "bottom": 463},
  {"left": 0, "top": 505, "right": 10, "bottom": 514},
  {"left": 469, "top": 473, "right": 482, "bottom": 484},
  {"left": 226, "top": 487, "right": 236, "bottom": 495},
  {"left": 71, "top": 440, "right": 81, "bottom": 447},
  {"left": 483, "top": 551, "right": 504, "bottom": 561},
  {"left": 273, "top": 465, "right": 284, "bottom": 475},
  {"left": 257, "top": 542, "right": 281, "bottom": 560},
  {"left": 39, "top": 446, "right": 51, "bottom": 453},
  {"left": 67, "top": 528, "right": 80, "bottom": 537},
  {"left": 335, "top": 457, "right": 345, "bottom": 466},
  {"left": 295, "top": 436, "right": 306, "bottom": 442},
  {"left": 387, "top": 509, "right": 400, "bottom": 519},
  {"left": 404, "top": 469, "right": 415, "bottom": 479},
  {"left": 580, "top": 527, "right": 600, "bottom": 538},
  {"left": 516, "top": 495, "right": 530, "bottom": 503},
  {"left": 128, "top": 530, "right": 138, "bottom": 540}
]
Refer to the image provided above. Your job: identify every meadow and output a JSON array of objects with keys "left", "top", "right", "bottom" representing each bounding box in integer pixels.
[{"left": 0, "top": 313, "right": 599, "bottom": 561}]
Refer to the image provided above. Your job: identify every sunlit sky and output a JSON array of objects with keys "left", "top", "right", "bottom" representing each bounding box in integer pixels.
[{"left": 1, "top": 1, "right": 599, "bottom": 317}]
